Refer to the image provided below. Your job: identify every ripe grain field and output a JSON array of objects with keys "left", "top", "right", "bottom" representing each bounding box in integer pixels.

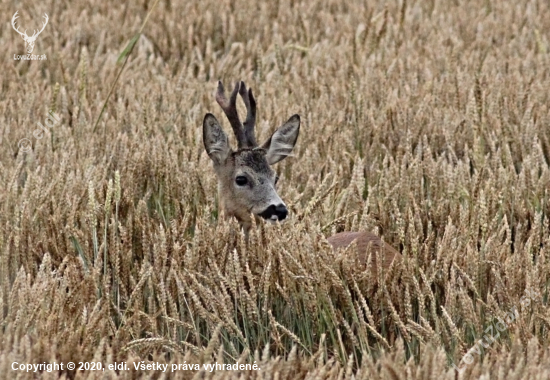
[{"left": 2, "top": 0, "right": 550, "bottom": 379}]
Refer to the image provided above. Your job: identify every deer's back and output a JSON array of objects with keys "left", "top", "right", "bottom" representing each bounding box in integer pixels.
[{"left": 327, "top": 231, "right": 401, "bottom": 274}]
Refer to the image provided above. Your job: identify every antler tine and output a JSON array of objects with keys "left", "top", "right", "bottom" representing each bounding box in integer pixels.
[
  {"left": 238, "top": 81, "right": 257, "bottom": 147},
  {"left": 32, "top": 14, "right": 48, "bottom": 37},
  {"left": 215, "top": 81, "right": 246, "bottom": 149},
  {"left": 11, "top": 11, "right": 27, "bottom": 37}
]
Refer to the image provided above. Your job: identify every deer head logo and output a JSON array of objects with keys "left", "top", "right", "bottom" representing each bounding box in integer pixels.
[{"left": 11, "top": 11, "right": 49, "bottom": 54}]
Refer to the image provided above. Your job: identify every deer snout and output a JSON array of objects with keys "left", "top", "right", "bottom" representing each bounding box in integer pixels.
[{"left": 258, "top": 204, "right": 288, "bottom": 221}]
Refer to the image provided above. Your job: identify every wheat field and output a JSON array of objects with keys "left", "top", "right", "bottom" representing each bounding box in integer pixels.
[{"left": 1, "top": 0, "right": 550, "bottom": 378}]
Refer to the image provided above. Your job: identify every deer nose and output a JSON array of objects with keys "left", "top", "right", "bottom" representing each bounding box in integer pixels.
[{"left": 259, "top": 204, "right": 288, "bottom": 221}]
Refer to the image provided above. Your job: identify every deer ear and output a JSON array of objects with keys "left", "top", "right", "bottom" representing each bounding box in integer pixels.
[
  {"left": 261, "top": 114, "right": 300, "bottom": 165},
  {"left": 203, "top": 113, "right": 230, "bottom": 164}
]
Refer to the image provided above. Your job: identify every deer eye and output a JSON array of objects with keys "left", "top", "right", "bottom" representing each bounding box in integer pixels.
[
  {"left": 274, "top": 175, "right": 280, "bottom": 185},
  {"left": 235, "top": 176, "right": 248, "bottom": 186}
]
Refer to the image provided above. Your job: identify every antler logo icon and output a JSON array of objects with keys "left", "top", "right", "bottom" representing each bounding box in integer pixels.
[{"left": 11, "top": 11, "right": 49, "bottom": 54}]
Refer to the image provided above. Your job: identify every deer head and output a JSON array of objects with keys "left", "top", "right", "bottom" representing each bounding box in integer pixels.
[
  {"left": 12, "top": 11, "right": 49, "bottom": 54},
  {"left": 203, "top": 81, "right": 300, "bottom": 236}
]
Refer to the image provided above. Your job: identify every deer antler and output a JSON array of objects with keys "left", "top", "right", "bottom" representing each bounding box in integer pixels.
[
  {"left": 11, "top": 11, "right": 27, "bottom": 38},
  {"left": 215, "top": 81, "right": 258, "bottom": 149},
  {"left": 30, "top": 14, "right": 49, "bottom": 38},
  {"left": 238, "top": 81, "right": 257, "bottom": 147},
  {"left": 216, "top": 81, "right": 246, "bottom": 149}
]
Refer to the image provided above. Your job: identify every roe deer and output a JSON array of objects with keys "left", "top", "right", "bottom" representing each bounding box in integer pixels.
[{"left": 203, "top": 81, "right": 401, "bottom": 275}]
